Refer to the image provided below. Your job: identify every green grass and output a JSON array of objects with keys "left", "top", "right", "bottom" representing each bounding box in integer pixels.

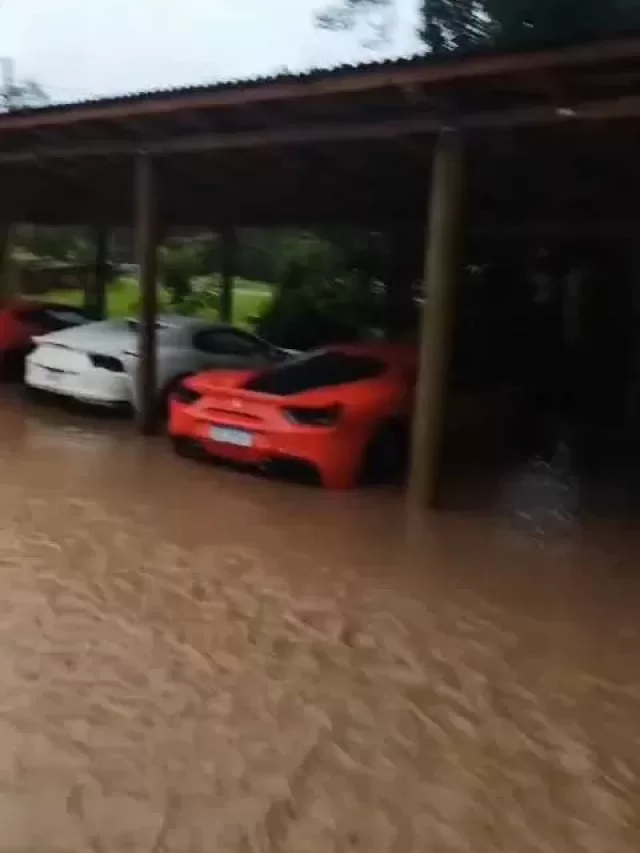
[{"left": 39, "top": 275, "right": 273, "bottom": 328}]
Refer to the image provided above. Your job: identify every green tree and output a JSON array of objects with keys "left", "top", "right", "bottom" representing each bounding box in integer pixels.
[
  {"left": 488, "top": 0, "right": 640, "bottom": 49},
  {"left": 159, "top": 239, "right": 210, "bottom": 309},
  {"left": 15, "top": 226, "right": 86, "bottom": 263},
  {"left": 316, "top": 0, "right": 397, "bottom": 43},
  {"left": 1, "top": 74, "right": 48, "bottom": 111},
  {"left": 316, "top": 0, "right": 488, "bottom": 50},
  {"left": 316, "top": 0, "right": 640, "bottom": 53},
  {"left": 254, "top": 229, "right": 390, "bottom": 349},
  {"left": 427, "top": 1, "right": 488, "bottom": 52}
]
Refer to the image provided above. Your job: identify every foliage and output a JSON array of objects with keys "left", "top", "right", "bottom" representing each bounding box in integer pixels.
[
  {"left": 14, "top": 226, "right": 94, "bottom": 265},
  {"left": 44, "top": 276, "right": 270, "bottom": 326},
  {"left": 487, "top": 0, "right": 640, "bottom": 49},
  {"left": 316, "top": 0, "right": 396, "bottom": 43},
  {"left": 1, "top": 77, "right": 48, "bottom": 112},
  {"left": 420, "top": 0, "right": 489, "bottom": 53},
  {"left": 159, "top": 239, "right": 211, "bottom": 308},
  {"left": 170, "top": 288, "right": 221, "bottom": 317},
  {"left": 159, "top": 229, "right": 317, "bottom": 289},
  {"left": 17, "top": 225, "right": 398, "bottom": 347},
  {"left": 254, "top": 232, "right": 385, "bottom": 350},
  {"left": 316, "top": 0, "right": 640, "bottom": 53}
]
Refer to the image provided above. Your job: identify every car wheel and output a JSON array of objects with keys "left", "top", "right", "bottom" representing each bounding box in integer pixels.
[{"left": 360, "top": 419, "right": 409, "bottom": 486}]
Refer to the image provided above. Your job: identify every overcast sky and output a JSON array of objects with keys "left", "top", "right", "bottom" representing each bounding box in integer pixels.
[{"left": 0, "top": 0, "right": 420, "bottom": 103}]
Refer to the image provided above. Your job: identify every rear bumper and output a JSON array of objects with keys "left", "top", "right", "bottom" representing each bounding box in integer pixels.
[
  {"left": 169, "top": 400, "right": 361, "bottom": 488},
  {"left": 25, "top": 360, "right": 132, "bottom": 407}
]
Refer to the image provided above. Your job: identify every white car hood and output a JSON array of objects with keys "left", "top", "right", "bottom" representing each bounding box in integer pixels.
[{"left": 33, "top": 321, "right": 139, "bottom": 356}]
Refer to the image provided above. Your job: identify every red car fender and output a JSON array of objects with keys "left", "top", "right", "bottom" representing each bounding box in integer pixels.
[{"left": 0, "top": 306, "right": 32, "bottom": 352}]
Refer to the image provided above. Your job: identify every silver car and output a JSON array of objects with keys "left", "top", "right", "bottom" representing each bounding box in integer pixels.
[{"left": 26, "top": 314, "right": 290, "bottom": 414}]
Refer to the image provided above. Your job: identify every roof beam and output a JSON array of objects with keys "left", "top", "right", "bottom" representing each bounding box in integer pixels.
[
  {"left": 476, "top": 220, "right": 640, "bottom": 240},
  {"left": 1, "top": 36, "right": 640, "bottom": 132},
  {"left": 2, "top": 92, "right": 640, "bottom": 165}
]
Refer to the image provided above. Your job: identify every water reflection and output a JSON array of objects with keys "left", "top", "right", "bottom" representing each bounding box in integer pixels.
[{"left": 0, "top": 387, "right": 637, "bottom": 851}]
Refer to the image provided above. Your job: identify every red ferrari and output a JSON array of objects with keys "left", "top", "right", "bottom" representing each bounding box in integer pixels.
[
  {"left": 168, "top": 342, "right": 417, "bottom": 489},
  {"left": 0, "top": 299, "right": 89, "bottom": 379}
]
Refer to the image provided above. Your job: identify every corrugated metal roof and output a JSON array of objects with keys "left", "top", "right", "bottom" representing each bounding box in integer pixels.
[
  {"left": 4, "top": 53, "right": 428, "bottom": 116},
  {"left": 5, "top": 29, "right": 640, "bottom": 119},
  {"left": 39, "top": 50, "right": 422, "bottom": 110}
]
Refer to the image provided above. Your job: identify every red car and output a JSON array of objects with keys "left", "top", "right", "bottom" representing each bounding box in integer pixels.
[
  {"left": 169, "top": 342, "right": 417, "bottom": 489},
  {"left": 0, "top": 300, "right": 89, "bottom": 378}
]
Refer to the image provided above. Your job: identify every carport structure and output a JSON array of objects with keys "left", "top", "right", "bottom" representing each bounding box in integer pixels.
[{"left": 1, "top": 33, "right": 640, "bottom": 506}]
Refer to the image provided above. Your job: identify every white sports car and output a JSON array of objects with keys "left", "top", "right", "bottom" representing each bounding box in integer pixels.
[{"left": 25, "top": 314, "right": 291, "bottom": 412}]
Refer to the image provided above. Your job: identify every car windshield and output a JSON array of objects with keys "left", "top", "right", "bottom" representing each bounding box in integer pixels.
[
  {"left": 22, "top": 306, "right": 88, "bottom": 332},
  {"left": 244, "top": 350, "right": 385, "bottom": 396},
  {"left": 44, "top": 309, "right": 87, "bottom": 325}
]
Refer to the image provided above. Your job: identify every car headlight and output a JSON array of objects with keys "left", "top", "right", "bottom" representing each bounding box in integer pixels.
[{"left": 89, "top": 354, "right": 125, "bottom": 372}]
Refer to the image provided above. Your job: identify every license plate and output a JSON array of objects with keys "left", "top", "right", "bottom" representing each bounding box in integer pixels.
[{"left": 209, "top": 426, "right": 253, "bottom": 448}]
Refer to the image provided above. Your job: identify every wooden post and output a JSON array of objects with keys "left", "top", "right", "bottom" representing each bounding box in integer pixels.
[
  {"left": 409, "top": 132, "right": 464, "bottom": 508},
  {"left": 134, "top": 152, "right": 159, "bottom": 435},
  {"left": 0, "top": 223, "right": 15, "bottom": 308},
  {"left": 0, "top": 224, "right": 9, "bottom": 307},
  {"left": 219, "top": 226, "right": 237, "bottom": 324},
  {"left": 85, "top": 226, "right": 109, "bottom": 320}
]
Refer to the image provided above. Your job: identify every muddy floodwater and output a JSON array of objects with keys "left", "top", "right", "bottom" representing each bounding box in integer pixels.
[{"left": 0, "top": 387, "right": 638, "bottom": 851}]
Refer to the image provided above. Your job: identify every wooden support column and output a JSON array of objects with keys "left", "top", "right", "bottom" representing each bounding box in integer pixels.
[
  {"left": 219, "top": 226, "right": 237, "bottom": 324},
  {"left": 0, "top": 224, "right": 9, "bottom": 307},
  {"left": 134, "top": 152, "right": 159, "bottom": 435},
  {"left": 0, "top": 223, "right": 15, "bottom": 308},
  {"left": 85, "top": 226, "right": 109, "bottom": 320},
  {"left": 409, "top": 132, "right": 464, "bottom": 508}
]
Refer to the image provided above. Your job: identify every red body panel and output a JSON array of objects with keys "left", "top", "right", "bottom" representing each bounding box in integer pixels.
[
  {"left": 0, "top": 303, "right": 35, "bottom": 352},
  {"left": 169, "top": 343, "right": 417, "bottom": 489},
  {"left": 0, "top": 300, "right": 77, "bottom": 353}
]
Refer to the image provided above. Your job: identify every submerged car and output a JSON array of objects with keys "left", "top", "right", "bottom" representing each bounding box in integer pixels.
[
  {"left": 25, "top": 315, "right": 290, "bottom": 411},
  {"left": 0, "top": 300, "right": 89, "bottom": 379},
  {"left": 168, "top": 342, "right": 417, "bottom": 489}
]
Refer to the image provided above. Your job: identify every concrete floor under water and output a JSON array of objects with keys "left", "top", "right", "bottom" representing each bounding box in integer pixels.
[{"left": 0, "top": 386, "right": 638, "bottom": 851}]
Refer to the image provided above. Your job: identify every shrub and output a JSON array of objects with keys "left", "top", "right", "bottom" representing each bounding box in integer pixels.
[
  {"left": 159, "top": 241, "right": 210, "bottom": 308},
  {"left": 254, "top": 234, "right": 383, "bottom": 350},
  {"left": 171, "top": 288, "right": 221, "bottom": 317}
]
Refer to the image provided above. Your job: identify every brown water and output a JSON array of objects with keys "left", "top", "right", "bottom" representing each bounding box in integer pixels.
[{"left": 0, "top": 387, "right": 638, "bottom": 852}]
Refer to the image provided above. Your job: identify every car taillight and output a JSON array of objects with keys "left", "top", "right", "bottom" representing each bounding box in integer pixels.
[
  {"left": 89, "top": 354, "right": 124, "bottom": 372},
  {"left": 172, "top": 383, "right": 201, "bottom": 405},
  {"left": 283, "top": 403, "right": 343, "bottom": 427}
]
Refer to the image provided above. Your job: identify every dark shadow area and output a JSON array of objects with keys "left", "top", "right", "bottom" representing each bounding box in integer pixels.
[
  {"left": 171, "top": 435, "right": 324, "bottom": 487},
  {"left": 22, "top": 387, "right": 132, "bottom": 420},
  {"left": 438, "top": 241, "right": 640, "bottom": 523}
]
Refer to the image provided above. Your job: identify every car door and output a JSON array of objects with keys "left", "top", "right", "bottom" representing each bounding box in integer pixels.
[{"left": 191, "top": 327, "right": 275, "bottom": 372}]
